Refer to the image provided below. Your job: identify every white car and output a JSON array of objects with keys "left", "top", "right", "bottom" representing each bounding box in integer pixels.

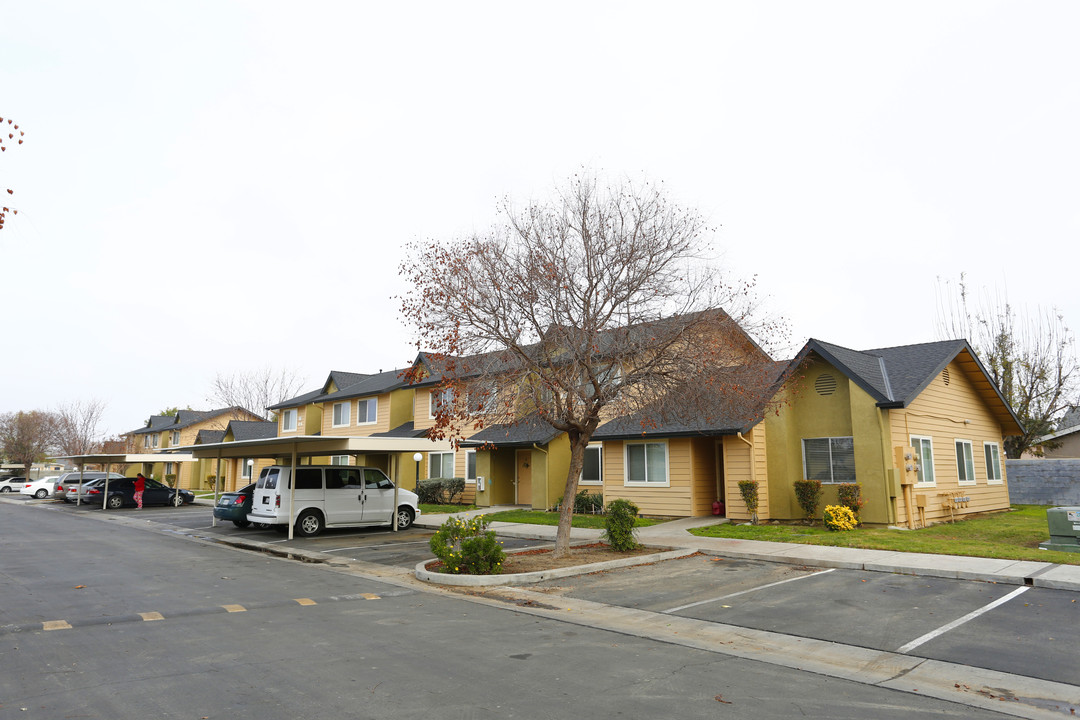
[
  {"left": 0, "top": 476, "right": 28, "bottom": 493},
  {"left": 21, "top": 476, "right": 60, "bottom": 499},
  {"left": 248, "top": 465, "right": 420, "bottom": 537}
]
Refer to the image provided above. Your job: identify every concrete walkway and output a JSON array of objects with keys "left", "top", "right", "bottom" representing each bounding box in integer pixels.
[{"left": 415, "top": 509, "right": 1080, "bottom": 591}]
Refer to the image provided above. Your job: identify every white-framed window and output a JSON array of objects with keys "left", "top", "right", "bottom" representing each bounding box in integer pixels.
[
  {"left": 625, "top": 441, "right": 668, "bottom": 485},
  {"left": 164, "top": 462, "right": 174, "bottom": 475},
  {"left": 357, "top": 398, "right": 377, "bottom": 425},
  {"left": 802, "top": 437, "right": 855, "bottom": 484},
  {"left": 143, "top": 435, "right": 151, "bottom": 449},
  {"left": 330, "top": 455, "right": 350, "bottom": 466},
  {"left": 581, "top": 444, "right": 603, "bottom": 484},
  {"left": 955, "top": 439, "right": 976, "bottom": 485},
  {"left": 429, "top": 451, "right": 455, "bottom": 478},
  {"left": 910, "top": 435, "right": 935, "bottom": 486},
  {"left": 241, "top": 458, "right": 254, "bottom": 479},
  {"left": 332, "top": 401, "right": 351, "bottom": 428},
  {"left": 171, "top": 431, "right": 180, "bottom": 446},
  {"left": 282, "top": 409, "right": 297, "bottom": 432},
  {"left": 465, "top": 449, "right": 477, "bottom": 482},
  {"left": 152, "top": 434, "right": 159, "bottom": 448},
  {"left": 429, "top": 387, "right": 455, "bottom": 418},
  {"left": 984, "top": 442, "right": 1003, "bottom": 484}
]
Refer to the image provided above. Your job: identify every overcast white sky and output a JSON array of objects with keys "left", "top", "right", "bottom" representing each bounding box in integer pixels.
[{"left": 2, "top": 1, "right": 1078, "bottom": 437}]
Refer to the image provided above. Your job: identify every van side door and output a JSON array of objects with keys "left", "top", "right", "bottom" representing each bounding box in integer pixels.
[
  {"left": 325, "top": 467, "right": 364, "bottom": 525},
  {"left": 361, "top": 468, "right": 395, "bottom": 524}
]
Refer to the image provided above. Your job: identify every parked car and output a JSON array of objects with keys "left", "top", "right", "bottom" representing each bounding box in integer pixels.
[
  {"left": 66, "top": 477, "right": 109, "bottom": 504},
  {"left": 88, "top": 476, "right": 195, "bottom": 509},
  {"left": 0, "top": 476, "right": 27, "bottom": 493},
  {"left": 55, "top": 472, "right": 127, "bottom": 502},
  {"left": 213, "top": 483, "right": 271, "bottom": 529},
  {"left": 247, "top": 465, "right": 420, "bottom": 537},
  {"left": 21, "top": 476, "right": 60, "bottom": 498}
]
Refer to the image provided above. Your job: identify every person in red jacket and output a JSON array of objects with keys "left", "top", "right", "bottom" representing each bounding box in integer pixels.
[{"left": 134, "top": 473, "right": 146, "bottom": 509}]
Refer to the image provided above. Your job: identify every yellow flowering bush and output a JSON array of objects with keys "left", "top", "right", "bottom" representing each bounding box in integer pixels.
[
  {"left": 822, "top": 504, "right": 857, "bottom": 531},
  {"left": 429, "top": 515, "right": 506, "bottom": 574}
]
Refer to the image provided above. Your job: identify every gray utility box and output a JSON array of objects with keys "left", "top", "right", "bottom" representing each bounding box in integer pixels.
[{"left": 1039, "top": 506, "right": 1080, "bottom": 554}]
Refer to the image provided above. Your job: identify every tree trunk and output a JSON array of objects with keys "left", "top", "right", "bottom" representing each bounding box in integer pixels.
[{"left": 553, "top": 433, "right": 591, "bottom": 558}]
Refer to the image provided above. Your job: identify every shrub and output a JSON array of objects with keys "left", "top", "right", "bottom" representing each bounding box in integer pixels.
[
  {"left": 416, "top": 478, "right": 468, "bottom": 505},
  {"left": 603, "top": 498, "right": 640, "bottom": 551},
  {"left": 823, "top": 504, "right": 858, "bottom": 531},
  {"left": 164, "top": 474, "right": 177, "bottom": 486},
  {"left": 429, "top": 515, "right": 506, "bottom": 574},
  {"left": 837, "top": 483, "right": 864, "bottom": 523},
  {"left": 737, "top": 480, "right": 759, "bottom": 524},
  {"left": 570, "top": 489, "right": 604, "bottom": 514},
  {"left": 793, "top": 479, "right": 822, "bottom": 524}
]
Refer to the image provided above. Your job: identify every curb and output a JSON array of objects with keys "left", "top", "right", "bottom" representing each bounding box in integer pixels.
[{"left": 415, "top": 546, "right": 698, "bottom": 587}]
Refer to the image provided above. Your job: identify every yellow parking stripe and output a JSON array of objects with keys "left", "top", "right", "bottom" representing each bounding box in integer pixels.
[
  {"left": 43, "top": 620, "right": 72, "bottom": 631},
  {"left": 294, "top": 598, "right": 317, "bottom": 606},
  {"left": 222, "top": 604, "right": 246, "bottom": 613},
  {"left": 139, "top": 612, "right": 164, "bottom": 621},
  {"left": 361, "top": 593, "right": 380, "bottom": 600}
]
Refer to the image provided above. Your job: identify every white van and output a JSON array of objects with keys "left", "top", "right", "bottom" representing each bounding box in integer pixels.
[{"left": 247, "top": 465, "right": 420, "bottom": 537}]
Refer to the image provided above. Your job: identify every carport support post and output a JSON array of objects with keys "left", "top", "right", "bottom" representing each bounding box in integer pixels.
[
  {"left": 76, "top": 463, "right": 84, "bottom": 506},
  {"left": 287, "top": 443, "right": 297, "bottom": 541},
  {"left": 212, "top": 453, "right": 222, "bottom": 528},
  {"left": 102, "top": 462, "right": 111, "bottom": 510}
]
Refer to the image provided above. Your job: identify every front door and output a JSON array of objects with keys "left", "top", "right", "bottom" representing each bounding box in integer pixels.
[{"left": 515, "top": 450, "right": 532, "bottom": 506}]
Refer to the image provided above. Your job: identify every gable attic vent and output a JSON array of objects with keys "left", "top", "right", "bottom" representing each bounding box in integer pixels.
[
  {"left": 942, "top": 367, "right": 951, "bottom": 386},
  {"left": 814, "top": 373, "right": 838, "bottom": 396}
]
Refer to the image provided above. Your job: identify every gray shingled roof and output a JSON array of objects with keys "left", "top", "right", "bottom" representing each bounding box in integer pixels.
[
  {"left": 462, "top": 414, "right": 563, "bottom": 447},
  {"left": 369, "top": 421, "right": 427, "bottom": 439},
  {"left": 319, "top": 368, "right": 410, "bottom": 403},
  {"left": 226, "top": 420, "right": 278, "bottom": 441},
  {"left": 127, "top": 407, "right": 259, "bottom": 435},
  {"left": 195, "top": 429, "right": 226, "bottom": 444}
]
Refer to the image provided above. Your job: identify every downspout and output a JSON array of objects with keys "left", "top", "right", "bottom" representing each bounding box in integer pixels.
[{"left": 736, "top": 431, "right": 758, "bottom": 521}]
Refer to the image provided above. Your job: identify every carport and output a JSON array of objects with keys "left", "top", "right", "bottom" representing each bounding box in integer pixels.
[
  {"left": 184, "top": 435, "right": 453, "bottom": 539},
  {"left": 56, "top": 453, "right": 196, "bottom": 508}
]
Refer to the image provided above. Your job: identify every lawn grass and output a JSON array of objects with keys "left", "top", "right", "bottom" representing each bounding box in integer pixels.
[
  {"left": 420, "top": 503, "right": 478, "bottom": 514},
  {"left": 689, "top": 504, "right": 1080, "bottom": 565},
  {"left": 482, "top": 508, "right": 666, "bottom": 529}
]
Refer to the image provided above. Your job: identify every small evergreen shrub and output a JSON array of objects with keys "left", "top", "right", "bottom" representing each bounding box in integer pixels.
[
  {"left": 737, "top": 479, "right": 759, "bottom": 524},
  {"left": 823, "top": 504, "right": 858, "bottom": 532},
  {"left": 164, "top": 474, "right": 177, "bottom": 486},
  {"left": 415, "top": 479, "right": 444, "bottom": 505},
  {"left": 416, "top": 478, "right": 468, "bottom": 505},
  {"left": 573, "top": 489, "right": 604, "bottom": 514},
  {"left": 429, "top": 515, "right": 506, "bottom": 574},
  {"left": 603, "top": 498, "right": 640, "bottom": 551},
  {"left": 793, "top": 479, "right": 822, "bottom": 524},
  {"left": 837, "top": 483, "right": 864, "bottom": 524}
]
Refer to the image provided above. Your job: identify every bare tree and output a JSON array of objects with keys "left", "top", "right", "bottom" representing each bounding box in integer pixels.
[
  {"left": 54, "top": 399, "right": 106, "bottom": 458},
  {"left": 936, "top": 274, "right": 1079, "bottom": 457},
  {"left": 207, "top": 367, "right": 307, "bottom": 420},
  {"left": 0, "top": 411, "right": 60, "bottom": 479},
  {"left": 1, "top": 115, "right": 25, "bottom": 232},
  {"left": 400, "top": 174, "right": 785, "bottom": 557}
]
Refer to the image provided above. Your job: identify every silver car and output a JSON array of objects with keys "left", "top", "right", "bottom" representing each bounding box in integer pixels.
[{"left": 55, "top": 472, "right": 126, "bottom": 502}]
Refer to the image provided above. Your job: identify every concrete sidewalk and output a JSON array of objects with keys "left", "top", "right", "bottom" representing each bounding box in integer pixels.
[{"left": 416, "top": 509, "right": 1080, "bottom": 591}]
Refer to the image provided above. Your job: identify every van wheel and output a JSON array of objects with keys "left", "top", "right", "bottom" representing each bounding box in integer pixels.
[
  {"left": 232, "top": 519, "right": 250, "bottom": 528},
  {"left": 396, "top": 506, "right": 415, "bottom": 530},
  {"left": 296, "top": 510, "right": 324, "bottom": 537}
]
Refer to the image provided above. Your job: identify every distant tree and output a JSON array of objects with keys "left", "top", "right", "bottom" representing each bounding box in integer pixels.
[
  {"left": 400, "top": 173, "right": 785, "bottom": 557},
  {"left": 54, "top": 399, "right": 106, "bottom": 458},
  {"left": 207, "top": 367, "right": 306, "bottom": 420},
  {"left": 0, "top": 411, "right": 60, "bottom": 479},
  {"left": 936, "top": 274, "right": 1079, "bottom": 457},
  {"left": 1, "top": 115, "right": 25, "bottom": 232}
]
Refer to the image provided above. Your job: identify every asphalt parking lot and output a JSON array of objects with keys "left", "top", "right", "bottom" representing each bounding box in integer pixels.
[
  {"left": 29, "top": 496, "right": 545, "bottom": 568},
  {"left": 531, "top": 553, "right": 1080, "bottom": 687}
]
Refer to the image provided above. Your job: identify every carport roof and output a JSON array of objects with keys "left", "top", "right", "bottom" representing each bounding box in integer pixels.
[
  {"left": 57, "top": 453, "right": 197, "bottom": 464},
  {"left": 181, "top": 434, "right": 453, "bottom": 460}
]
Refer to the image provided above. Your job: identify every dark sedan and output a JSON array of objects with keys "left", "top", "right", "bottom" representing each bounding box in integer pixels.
[
  {"left": 88, "top": 477, "right": 195, "bottom": 509},
  {"left": 213, "top": 483, "right": 269, "bottom": 528}
]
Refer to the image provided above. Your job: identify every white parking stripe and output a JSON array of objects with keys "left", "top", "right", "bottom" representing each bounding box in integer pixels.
[
  {"left": 896, "top": 586, "right": 1030, "bottom": 654},
  {"left": 663, "top": 568, "right": 836, "bottom": 613}
]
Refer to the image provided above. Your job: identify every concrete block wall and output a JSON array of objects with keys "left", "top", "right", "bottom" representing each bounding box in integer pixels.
[{"left": 1005, "top": 459, "right": 1080, "bottom": 506}]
